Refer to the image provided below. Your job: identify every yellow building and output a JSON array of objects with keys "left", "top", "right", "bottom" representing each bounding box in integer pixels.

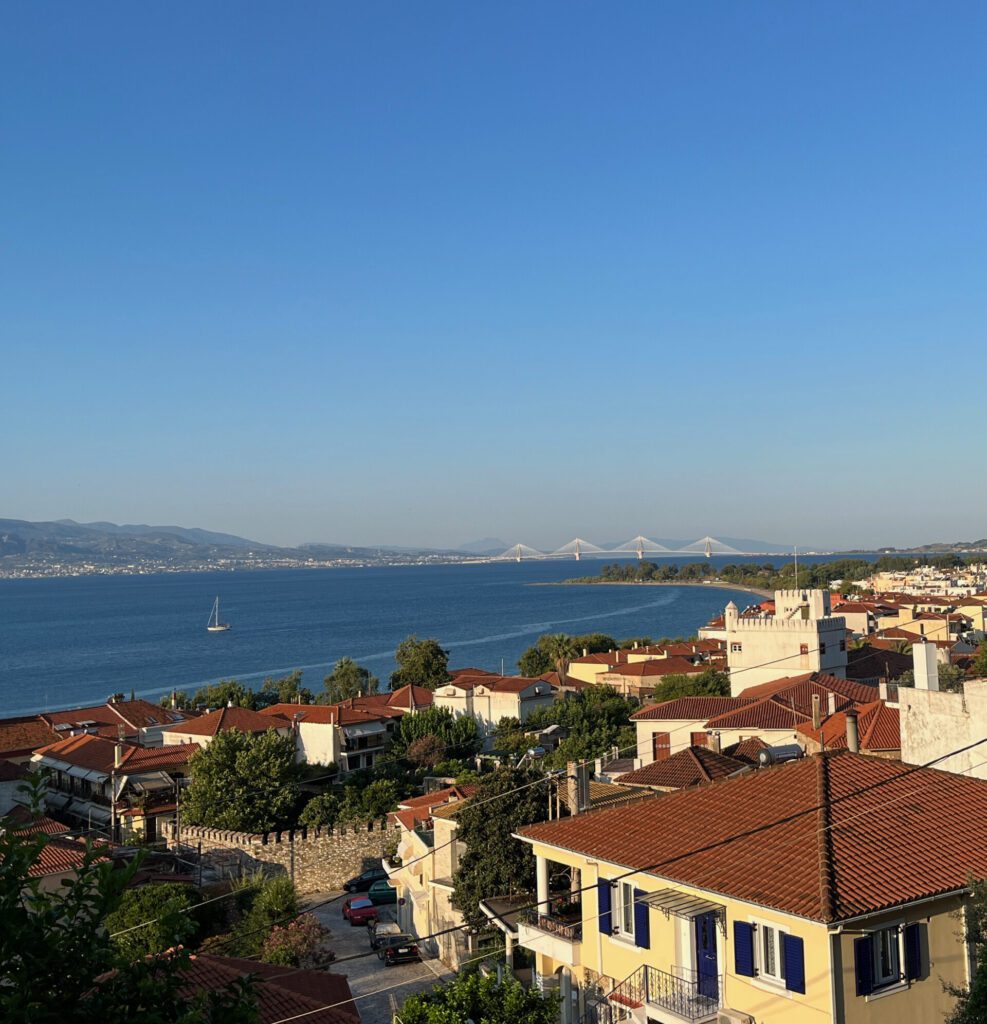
[{"left": 514, "top": 751, "right": 982, "bottom": 1024}]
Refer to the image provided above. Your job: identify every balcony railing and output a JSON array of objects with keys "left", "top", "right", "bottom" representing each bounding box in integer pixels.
[
  {"left": 522, "top": 906, "right": 583, "bottom": 943},
  {"left": 645, "top": 966, "right": 721, "bottom": 1020},
  {"left": 605, "top": 966, "right": 721, "bottom": 1022}
]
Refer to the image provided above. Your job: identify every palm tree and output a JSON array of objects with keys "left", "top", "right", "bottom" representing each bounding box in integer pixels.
[{"left": 543, "top": 633, "right": 577, "bottom": 682}]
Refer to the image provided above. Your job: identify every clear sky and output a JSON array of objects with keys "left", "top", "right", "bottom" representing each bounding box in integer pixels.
[{"left": 2, "top": 2, "right": 985, "bottom": 551}]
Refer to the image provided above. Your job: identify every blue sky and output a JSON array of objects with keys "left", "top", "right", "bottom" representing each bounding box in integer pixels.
[{"left": 2, "top": 2, "right": 985, "bottom": 550}]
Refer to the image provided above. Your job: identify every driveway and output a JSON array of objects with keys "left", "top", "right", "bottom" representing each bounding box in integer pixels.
[{"left": 304, "top": 892, "right": 455, "bottom": 1024}]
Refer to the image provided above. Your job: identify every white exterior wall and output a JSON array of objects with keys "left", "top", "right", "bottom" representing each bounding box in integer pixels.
[
  {"left": 900, "top": 679, "right": 987, "bottom": 780},
  {"left": 635, "top": 718, "right": 712, "bottom": 761},
  {"left": 433, "top": 683, "right": 557, "bottom": 739},
  {"left": 725, "top": 591, "right": 848, "bottom": 694},
  {"left": 295, "top": 722, "right": 340, "bottom": 766}
]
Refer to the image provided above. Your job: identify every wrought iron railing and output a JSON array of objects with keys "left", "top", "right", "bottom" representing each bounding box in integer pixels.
[
  {"left": 645, "top": 965, "right": 722, "bottom": 1020},
  {"left": 522, "top": 907, "right": 583, "bottom": 942}
]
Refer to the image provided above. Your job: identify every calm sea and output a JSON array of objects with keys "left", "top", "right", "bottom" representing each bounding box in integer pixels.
[{"left": 0, "top": 556, "right": 854, "bottom": 716}]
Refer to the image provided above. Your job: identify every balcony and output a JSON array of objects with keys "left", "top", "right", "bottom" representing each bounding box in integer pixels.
[
  {"left": 517, "top": 902, "right": 582, "bottom": 967},
  {"left": 606, "top": 966, "right": 721, "bottom": 1023}
]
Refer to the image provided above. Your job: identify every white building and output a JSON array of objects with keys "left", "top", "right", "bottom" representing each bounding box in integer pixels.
[
  {"left": 899, "top": 642, "right": 987, "bottom": 780},
  {"left": 432, "top": 674, "right": 558, "bottom": 742},
  {"left": 724, "top": 589, "right": 848, "bottom": 694}
]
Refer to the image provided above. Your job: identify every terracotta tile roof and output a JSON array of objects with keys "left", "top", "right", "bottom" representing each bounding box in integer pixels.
[
  {"left": 40, "top": 700, "right": 188, "bottom": 731},
  {"left": 443, "top": 674, "right": 554, "bottom": 694},
  {"left": 796, "top": 701, "right": 901, "bottom": 752},
  {"left": 630, "top": 697, "right": 752, "bottom": 722},
  {"left": 0, "top": 717, "right": 57, "bottom": 759},
  {"left": 183, "top": 954, "right": 357, "bottom": 1024},
  {"left": 736, "top": 673, "right": 879, "bottom": 704},
  {"left": 33, "top": 733, "right": 199, "bottom": 774},
  {"left": 29, "top": 838, "right": 99, "bottom": 878},
  {"left": 570, "top": 651, "right": 630, "bottom": 666},
  {"left": 845, "top": 647, "right": 912, "bottom": 681},
  {"left": 602, "top": 657, "right": 705, "bottom": 678},
  {"left": 381, "top": 684, "right": 434, "bottom": 709},
  {"left": 519, "top": 752, "right": 987, "bottom": 922},
  {"left": 6, "top": 805, "right": 70, "bottom": 834},
  {"left": 163, "top": 706, "right": 285, "bottom": 737},
  {"left": 559, "top": 780, "right": 649, "bottom": 811},
  {"left": 616, "top": 747, "right": 748, "bottom": 790},
  {"left": 722, "top": 736, "right": 771, "bottom": 764},
  {"left": 389, "top": 785, "right": 478, "bottom": 829},
  {"left": 260, "top": 703, "right": 339, "bottom": 725}
]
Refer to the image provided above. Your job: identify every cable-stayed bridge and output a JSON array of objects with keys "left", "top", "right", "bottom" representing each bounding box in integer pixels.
[{"left": 497, "top": 536, "right": 777, "bottom": 561}]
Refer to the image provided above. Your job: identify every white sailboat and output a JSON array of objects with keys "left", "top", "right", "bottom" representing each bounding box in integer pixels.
[{"left": 206, "top": 596, "right": 231, "bottom": 632}]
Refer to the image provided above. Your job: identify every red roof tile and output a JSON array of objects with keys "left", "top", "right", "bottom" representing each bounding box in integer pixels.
[
  {"left": 34, "top": 733, "right": 199, "bottom": 774},
  {"left": 617, "top": 747, "right": 747, "bottom": 790},
  {"left": 0, "top": 717, "right": 57, "bottom": 759},
  {"left": 630, "top": 697, "right": 753, "bottom": 721},
  {"left": 520, "top": 752, "right": 987, "bottom": 922},
  {"left": 722, "top": 736, "right": 771, "bottom": 764},
  {"left": 796, "top": 701, "right": 901, "bottom": 752},
  {"left": 164, "top": 706, "right": 286, "bottom": 737},
  {"left": 602, "top": 657, "right": 705, "bottom": 678}
]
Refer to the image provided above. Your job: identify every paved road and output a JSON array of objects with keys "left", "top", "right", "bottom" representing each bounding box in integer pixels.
[{"left": 304, "top": 893, "right": 455, "bottom": 1024}]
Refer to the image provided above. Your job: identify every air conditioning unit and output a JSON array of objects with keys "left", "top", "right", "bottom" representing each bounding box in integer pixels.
[{"left": 717, "top": 1011, "right": 753, "bottom": 1024}]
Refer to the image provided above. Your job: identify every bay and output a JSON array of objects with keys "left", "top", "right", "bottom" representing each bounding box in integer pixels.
[{"left": 0, "top": 556, "right": 848, "bottom": 716}]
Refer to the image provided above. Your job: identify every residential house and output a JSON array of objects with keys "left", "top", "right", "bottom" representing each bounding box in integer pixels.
[
  {"left": 0, "top": 759, "right": 29, "bottom": 814},
  {"left": 597, "top": 658, "right": 707, "bottom": 700},
  {"left": 3, "top": 805, "right": 109, "bottom": 893},
  {"left": 384, "top": 784, "right": 476, "bottom": 967},
  {"left": 161, "top": 706, "right": 292, "bottom": 748},
  {"left": 433, "top": 674, "right": 558, "bottom": 743},
  {"left": 515, "top": 751, "right": 984, "bottom": 1024},
  {"left": 797, "top": 701, "right": 901, "bottom": 758},
  {"left": 614, "top": 746, "right": 748, "bottom": 792},
  {"left": 31, "top": 733, "right": 197, "bottom": 842}
]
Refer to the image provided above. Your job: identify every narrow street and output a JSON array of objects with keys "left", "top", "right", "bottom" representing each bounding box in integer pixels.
[{"left": 305, "top": 892, "right": 456, "bottom": 1024}]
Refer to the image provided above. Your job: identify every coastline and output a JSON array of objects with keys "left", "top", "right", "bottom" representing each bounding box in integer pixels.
[{"left": 532, "top": 579, "right": 774, "bottom": 599}]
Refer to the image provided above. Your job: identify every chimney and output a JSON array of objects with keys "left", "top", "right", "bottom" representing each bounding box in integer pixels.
[
  {"left": 114, "top": 740, "right": 124, "bottom": 769},
  {"left": 913, "top": 641, "right": 940, "bottom": 691},
  {"left": 708, "top": 731, "right": 721, "bottom": 754},
  {"left": 845, "top": 709, "right": 860, "bottom": 753},
  {"left": 582, "top": 647, "right": 588, "bottom": 657},
  {"left": 811, "top": 694, "right": 821, "bottom": 731},
  {"left": 633, "top": 641, "right": 639, "bottom": 649},
  {"left": 577, "top": 761, "right": 591, "bottom": 814},
  {"left": 827, "top": 692, "right": 837, "bottom": 716}
]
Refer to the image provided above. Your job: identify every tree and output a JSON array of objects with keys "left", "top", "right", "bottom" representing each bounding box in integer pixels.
[
  {"left": 191, "top": 680, "right": 256, "bottom": 710},
  {"left": 260, "top": 913, "right": 331, "bottom": 968},
  {"left": 338, "top": 778, "right": 401, "bottom": 824},
  {"left": 182, "top": 729, "right": 301, "bottom": 833},
  {"left": 896, "top": 663, "right": 966, "bottom": 693},
  {"left": 226, "top": 875, "right": 298, "bottom": 957},
  {"left": 319, "top": 658, "right": 379, "bottom": 704},
  {"left": 391, "top": 635, "right": 450, "bottom": 690},
  {"left": 491, "top": 716, "right": 530, "bottom": 758},
  {"left": 948, "top": 877, "right": 987, "bottom": 1023},
  {"left": 452, "top": 768, "right": 549, "bottom": 930},
  {"left": 974, "top": 642, "right": 987, "bottom": 680},
  {"left": 399, "top": 971, "right": 558, "bottom": 1024},
  {"left": 104, "top": 882, "right": 200, "bottom": 961},
  {"left": 0, "top": 787, "right": 257, "bottom": 1023},
  {"left": 407, "top": 734, "right": 447, "bottom": 769},
  {"left": 256, "top": 670, "right": 312, "bottom": 708},
  {"left": 542, "top": 633, "right": 577, "bottom": 681},
  {"left": 517, "top": 632, "right": 616, "bottom": 675},
  {"left": 524, "top": 685, "right": 638, "bottom": 769},
  {"left": 391, "top": 705, "right": 482, "bottom": 763},
  {"left": 298, "top": 792, "right": 341, "bottom": 829},
  {"left": 649, "top": 667, "right": 731, "bottom": 703}
]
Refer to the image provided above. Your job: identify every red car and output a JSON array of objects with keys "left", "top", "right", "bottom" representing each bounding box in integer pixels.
[{"left": 342, "top": 897, "right": 379, "bottom": 927}]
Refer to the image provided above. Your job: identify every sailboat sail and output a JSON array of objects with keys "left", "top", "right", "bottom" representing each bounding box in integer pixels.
[{"left": 207, "top": 596, "right": 231, "bottom": 632}]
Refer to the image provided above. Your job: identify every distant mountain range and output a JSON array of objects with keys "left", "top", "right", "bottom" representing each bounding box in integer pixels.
[{"left": 2, "top": 518, "right": 983, "bottom": 577}]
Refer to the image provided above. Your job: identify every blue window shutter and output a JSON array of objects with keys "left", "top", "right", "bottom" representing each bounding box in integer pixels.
[
  {"left": 734, "top": 921, "right": 756, "bottom": 977},
  {"left": 783, "top": 934, "right": 806, "bottom": 994},
  {"left": 854, "top": 936, "right": 874, "bottom": 996},
  {"left": 633, "top": 888, "right": 650, "bottom": 948},
  {"left": 904, "top": 924, "right": 922, "bottom": 981},
  {"left": 598, "top": 879, "right": 612, "bottom": 936}
]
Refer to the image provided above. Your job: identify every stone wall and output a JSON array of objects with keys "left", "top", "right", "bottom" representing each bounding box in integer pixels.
[{"left": 162, "top": 819, "right": 396, "bottom": 894}]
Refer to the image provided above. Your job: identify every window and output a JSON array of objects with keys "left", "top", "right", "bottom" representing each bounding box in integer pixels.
[
  {"left": 652, "top": 732, "right": 671, "bottom": 762},
  {"left": 691, "top": 732, "right": 709, "bottom": 747},
  {"left": 874, "top": 926, "right": 901, "bottom": 988},
  {"left": 731, "top": 643, "right": 743, "bottom": 653},
  {"left": 799, "top": 643, "right": 810, "bottom": 656},
  {"left": 839, "top": 639, "right": 847, "bottom": 652},
  {"left": 819, "top": 642, "right": 827, "bottom": 655},
  {"left": 760, "top": 924, "right": 787, "bottom": 984},
  {"left": 619, "top": 882, "right": 635, "bottom": 937}
]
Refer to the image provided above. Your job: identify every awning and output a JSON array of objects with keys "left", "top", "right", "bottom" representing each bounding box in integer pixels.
[
  {"left": 125, "top": 771, "right": 173, "bottom": 794},
  {"left": 342, "top": 723, "right": 386, "bottom": 738},
  {"left": 641, "top": 889, "right": 725, "bottom": 920}
]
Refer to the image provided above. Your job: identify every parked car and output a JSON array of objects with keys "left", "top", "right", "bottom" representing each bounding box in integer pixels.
[
  {"left": 368, "top": 879, "right": 398, "bottom": 906},
  {"left": 378, "top": 933, "right": 421, "bottom": 966},
  {"left": 342, "top": 897, "right": 379, "bottom": 926},
  {"left": 342, "top": 866, "right": 389, "bottom": 893},
  {"left": 368, "top": 920, "right": 403, "bottom": 951}
]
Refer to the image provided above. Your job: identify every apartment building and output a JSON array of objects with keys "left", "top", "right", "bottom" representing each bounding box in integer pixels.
[{"left": 433, "top": 674, "right": 558, "bottom": 741}]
